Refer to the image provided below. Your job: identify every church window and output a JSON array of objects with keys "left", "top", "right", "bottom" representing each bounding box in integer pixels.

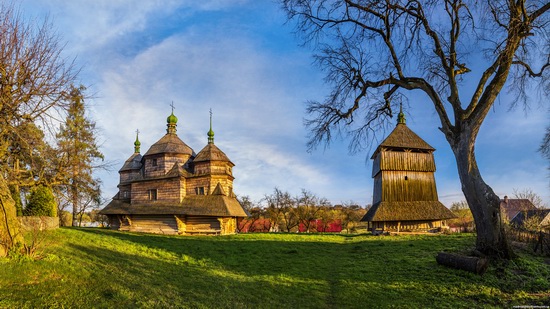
[
  {"left": 195, "top": 187, "right": 205, "bottom": 195},
  {"left": 123, "top": 191, "right": 129, "bottom": 198},
  {"left": 148, "top": 189, "right": 158, "bottom": 200},
  {"left": 152, "top": 159, "right": 157, "bottom": 166}
]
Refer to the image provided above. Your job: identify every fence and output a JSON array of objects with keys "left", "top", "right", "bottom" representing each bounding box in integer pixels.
[
  {"left": 17, "top": 216, "right": 59, "bottom": 231},
  {"left": 509, "top": 228, "right": 550, "bottom": 254}
]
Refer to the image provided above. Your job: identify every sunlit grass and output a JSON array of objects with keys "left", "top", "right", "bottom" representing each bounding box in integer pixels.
[{"left": 0, "top": 228, "right": 548, "bottom": 308}]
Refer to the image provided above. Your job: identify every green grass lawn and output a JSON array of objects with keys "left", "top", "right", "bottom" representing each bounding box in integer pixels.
[{"left": 0, "top": 228, "right": 549, "bottom": 308}]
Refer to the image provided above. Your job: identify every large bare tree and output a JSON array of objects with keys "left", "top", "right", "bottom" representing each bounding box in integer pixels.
[
  {"left": 0, "top": 2, "right": 77, "bottom": 255},
  {"left": 281, "top": 0, "right": 549, "bottom": 258}
]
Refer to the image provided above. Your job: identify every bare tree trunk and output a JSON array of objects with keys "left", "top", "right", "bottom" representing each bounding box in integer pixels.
[
  {"left": 436, "top": 252, "right": 489, "bottom": 274},
  {"left": 452, "top": 130, "right": 512, "bottom": 259},
  {"left": 0, "top": 177, "right": 23, "bottom": 256},
  {"left": 71, "top": 183, "right": 78, "bottom": 227}
]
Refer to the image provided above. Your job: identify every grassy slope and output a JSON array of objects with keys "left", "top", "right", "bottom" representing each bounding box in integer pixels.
[{"left": 0, "top": 228, "right": 549, "bottom": 308}]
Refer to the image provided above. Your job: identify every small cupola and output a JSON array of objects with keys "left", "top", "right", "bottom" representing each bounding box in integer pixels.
[
  {"left": 167, "top": 102, "right": 178, "bottom": 134},
  {"left": 134, "top": 129, "right": 141, "bottom": 153},
  {"left": 397, "top": 103, "right": 406, "bottom": 125},
  {"left": 207, "top": 109, "right": 215, "bottom": 144}
]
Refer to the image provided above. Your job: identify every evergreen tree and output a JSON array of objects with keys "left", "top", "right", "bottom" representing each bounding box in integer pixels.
[
  {"left": 24, "top": 185, "right": 57, "bottom": 217},
  {"left": 55, "top": 85, "right": 104, "bottom": 227}
]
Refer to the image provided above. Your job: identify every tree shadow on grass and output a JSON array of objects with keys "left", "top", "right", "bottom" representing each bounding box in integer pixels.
[
  {"left": 69, "top": 228, "right": 547, "bottom": 308},
  {"left": 65, "top": 243, "right": 331, "bottom": 308}
]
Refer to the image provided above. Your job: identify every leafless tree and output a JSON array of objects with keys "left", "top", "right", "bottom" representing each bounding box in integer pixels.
[
  {"left": 236, "top": 195, "right": 266, "bottom": 232},
  {"left": 513, "top": 188, "right": 546, "bottom": 209},
  {"left": 265, "top": 188, "right": 292, "bottom": 232},
  {"left": 337, "top": 202, "right": 366, "bottom": 233},
  {"left": 449, "top": 200, "right": 475, "bottom": 232},
  {"left": 296, "top": 189, "right": 324, "bottom": 232},
  {"left": 0, "top": 2, "right": 78, "bottom": 255},
  {"left": 281, "top": 0, "right": 549, "bottom": 258},
  {"left": 279, "top": 190, "right": 299, "bottom": 232}
]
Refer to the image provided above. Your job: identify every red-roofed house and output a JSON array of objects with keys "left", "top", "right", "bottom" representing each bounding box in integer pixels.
[{"left": 500, "top": 196, "right": 537, "bottom": 222}]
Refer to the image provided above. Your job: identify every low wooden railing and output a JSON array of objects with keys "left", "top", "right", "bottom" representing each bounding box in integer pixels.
[{"left": 508, "top": 228, "right": 550, "bottom": 255}]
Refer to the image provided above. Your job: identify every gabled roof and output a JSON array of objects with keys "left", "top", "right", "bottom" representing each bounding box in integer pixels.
[
  {"left": 144, "top": 133, "right": 195, "bottom": 157},
  {"left": 500, "top": 198, "right": 537, "bottom": 221},
  {"left": 361, "top": 201, "right": 456, "bottom": 222},
  {"left": 194, "top": 143, "right": 233, "bottom": 165},
  {"left": 372, "top": 124, "right": 434, "bottom": 158},
  {"left": 211, "top": 182, "right": 226, "bottom": 195},
  {"left": 119, "top": 153, "right": 142, "bottom": 172},
  {"left": 510, "top": 209, "right": 550, "bottom": 228},
  {"left": 165, "top": 162, "right": 193, "bottom": 178}
]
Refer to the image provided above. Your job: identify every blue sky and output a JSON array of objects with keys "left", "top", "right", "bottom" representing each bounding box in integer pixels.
[{"left": 21, "top": 0, "right": 549, "bottom": 207}]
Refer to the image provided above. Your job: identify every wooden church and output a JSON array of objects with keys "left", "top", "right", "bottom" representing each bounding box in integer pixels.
[
  {"left": 361, "top": 107, "right": 455, "bottom": 232},
  {"left": 100, "top": 109, "right": 248, "bottom": 235}
]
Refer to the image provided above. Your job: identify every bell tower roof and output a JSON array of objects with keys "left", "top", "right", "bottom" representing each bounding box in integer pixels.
[{"left": 370, "top": 107, "right": 434, "bottom": 159}]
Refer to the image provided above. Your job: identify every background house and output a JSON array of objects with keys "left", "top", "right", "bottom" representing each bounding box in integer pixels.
[
  {"left": 510, "top": 209, "right": 550, "bottom": 231},
  {"left": 500, "top": 196, "right": 537, "bottom": 223}
]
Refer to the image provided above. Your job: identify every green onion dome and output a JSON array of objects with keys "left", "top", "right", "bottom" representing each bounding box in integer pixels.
[{"left": 167, "top": 112, "right": 178, "bottom": 124}]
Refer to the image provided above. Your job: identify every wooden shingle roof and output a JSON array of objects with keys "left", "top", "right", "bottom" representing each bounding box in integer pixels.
[
  {"left": 144, "top": 133, "right": 194, "bottom": 157},
  {"left": 119, "top": 153, "right": 142, "bottom": 172},
  {"left": 100, "top": 194, "right": 248, "bottom": 217},
  {"left": 361, "top": 201, "right": 456, "bottom": 222},
  {"left": 194, "top": 143, "right": 233, "bottom": 165},
  {"left": 372, "top": 124, "right": 434, "bottom": 159}
]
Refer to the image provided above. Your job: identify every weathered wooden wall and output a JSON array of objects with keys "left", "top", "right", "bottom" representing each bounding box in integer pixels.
[
  {"left": 380, "top": 171, "right": 438, "bottom": 202},
  {"left": 120, "top": 169, "right": 141, "bottom": 183},
  {"left": 372, "top": 150, "right": 435, "bottom": 177},
  {"left": 373, "top": 174, "right": 382, "bottom": 205},
  {"left": 369, "top": 220, "right": 446, "bottom": 231},
  {"left": 372, "top": 149, "right": 438, "bottom": 204},
  {"left": 143, "top": 153, "right": 190, "bottom": 178},
  {"left": 186, "top": 176, "right": 211, "bottom": 196},
  {"left": 131, "top": 178, "right": 184, "bottom": 203},
  {"left": 186, "top": 174, "right": 233, "bottom": 196},
  {"left": 108, "top": 215, "right": 238, "bottom": 235},
  {"left": 185, "top": 216, "right": 221, "bottom": 234},
  {"left": 194, "top": 161, "right": 232, "bottom": 176},
  {"left": 115, "top": 215, "right": 179, "bottom": 235},
  {"left": 118, "top": 184, "right": 131, "bottom": 201}
]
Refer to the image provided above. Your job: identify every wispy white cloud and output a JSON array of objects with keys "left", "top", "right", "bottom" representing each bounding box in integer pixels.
[
  {"left": 22, "top": 0, "right": 249, "bottom": 54},
  {"left": 80, "top": 10, "right": 330, "bottom": 202}
]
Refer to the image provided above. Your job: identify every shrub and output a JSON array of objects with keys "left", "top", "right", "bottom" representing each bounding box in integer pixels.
[{"left": 24, "top": 185, "right": 57, "bottom": 217}]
